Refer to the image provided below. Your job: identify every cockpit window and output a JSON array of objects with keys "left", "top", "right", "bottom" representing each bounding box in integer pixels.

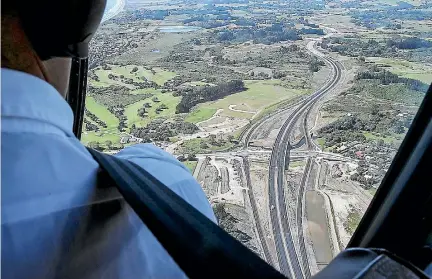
[{"left": 83, "top": 0, "right": 431, "bottom": 276}]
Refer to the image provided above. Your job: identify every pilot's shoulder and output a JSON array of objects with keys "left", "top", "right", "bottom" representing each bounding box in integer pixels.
[{"left": 114, "top": 143, "right": 188, "bottom": 171}]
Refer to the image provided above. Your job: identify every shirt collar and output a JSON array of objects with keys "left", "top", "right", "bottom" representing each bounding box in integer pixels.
[{"left": 1, "top": 68, "right": 74, "bottom": 136}]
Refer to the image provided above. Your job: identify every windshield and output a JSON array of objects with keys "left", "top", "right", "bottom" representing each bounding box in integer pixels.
[{"left": 83, "top": 0, "right": 431, "bottom": 276}]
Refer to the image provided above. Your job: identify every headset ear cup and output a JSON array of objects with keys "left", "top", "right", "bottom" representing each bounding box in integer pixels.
[{"left": 18, "top": 0, "right": 107, "bottom": 60}]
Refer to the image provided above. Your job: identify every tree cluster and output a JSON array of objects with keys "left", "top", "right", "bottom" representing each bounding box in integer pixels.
[
  {"left": 308, "top": 56, "right": 325, "bottom": 72},
  {"left": 114, "top": 9, "right": 169, "bottom": 23},
  {"left": 85, "top": 108, "right": 107, "bottom": 129},
  {"left": 350, "top": 9, "right": 432, "bottom": 30},
  {"left": 217, "top": 26, "right": 301, "bottom": 45},
  {"left": 356, "top": 67, "right": 429, "bottom": 92},
  {"left": 386, "top": 37, "right": 432, "bottom": 50},
  {"left": 175, "top": 80, "right": 246, "bottom": 113},
  {"left": 89, "top": 85, "right": 154, "bottom": 107},
  {"left": 108, "top": 106, "right": 127, "bottom": 132},
  {"left": 84, "top": 118, "right": 99, "bottom": 132},
  {"left": 106, "top": 73, "right": 157, "bottom": 89},
  {"left": 300, "top": 28, "right": 324, "bottom": 35},
  {"left": 130, "top": 119, "right": 199, "bottom": 142}
]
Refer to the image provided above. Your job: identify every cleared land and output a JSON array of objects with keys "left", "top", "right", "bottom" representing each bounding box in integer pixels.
[{"left": 177, "top": 138, "right": 235, "bottom": 154}]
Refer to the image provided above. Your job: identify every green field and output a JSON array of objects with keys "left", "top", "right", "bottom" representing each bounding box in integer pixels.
[
  {"left": 191, "top": 80, "right": 307, "bottom": 119},
  {"left": 86, "top": 64, "right": 181, "bottom": 133},
  {"left": 290, "top": 160, "right": 306, "bottom": 168},
  {"left": 368, "top": 188, "right": 378, "bottom": 196},
  {"left": 81, "top": 97, "right": 120, "bottom": 144},
  {"left": 81, "top": 131, "right": 121, "bottom": 146},
  {"left": 344, "top": 209, "right": 362, "bottom": 234},
  {"left": 363, "top": 131, "right": 404, "bottom": 146},
  {"left": 316, "top": 138, "right": 326, "bottom": 150},
  {"left": 125, "top": 90, "right": 181, "bottom": 128},
  {"left": 185, "top": 107, "right": 217, "bottom": 123},
  {"left": 366, "top": 57, "right": 432, "bottom": 84},
  {"left": 84, "top": 67, "right": 309, "bottom": 148},
  {"left": 85, "top": 96, "right": 119, "bottom": 128},
  {"left": 183, "top": 161, "right": 198, "bottom": 173},
  {"left": 81, "top": 96, "right": 121, "bottom": 145},
  {"left": 91, "top": 64, "right": 177, "bottom": 87}
]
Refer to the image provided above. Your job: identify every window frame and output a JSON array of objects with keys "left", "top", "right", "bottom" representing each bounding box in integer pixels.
[{"left": 67, "top": 57, "right": 89, "bottom": 139}]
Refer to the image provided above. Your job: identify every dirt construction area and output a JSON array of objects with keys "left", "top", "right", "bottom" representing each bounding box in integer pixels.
[
  {"left": 194, "top": 155, "right": 261, "bottom": 253},
  {"left": 316, "top": 160, "right": 373, "bottom": 248}
]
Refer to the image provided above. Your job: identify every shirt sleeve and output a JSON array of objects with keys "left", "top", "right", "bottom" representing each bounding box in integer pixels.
[{"left": 114, "top": 143, "right": 217, "bottom": 223}]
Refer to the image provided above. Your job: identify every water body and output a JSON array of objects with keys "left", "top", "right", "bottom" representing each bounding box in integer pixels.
[
  {"left": 306, "top": 191, "right": 333, "bottom": 270},
  {"left": 105, "top": 0, "right": 117, "bottom": 13},
  {"left": 158, "top": 26, "right": 202, "bottom": 33},
  {"left": 102, "top": 0, "right": 124, "bottom": 22}
]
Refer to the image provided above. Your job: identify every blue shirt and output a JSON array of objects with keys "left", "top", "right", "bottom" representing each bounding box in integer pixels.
[{"left": 1, "top": 68, "right": 216, "bottom": 279}]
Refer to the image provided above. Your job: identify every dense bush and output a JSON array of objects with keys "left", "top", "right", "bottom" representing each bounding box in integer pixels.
[
  {"left": 85, "top": 109, "right": 107, "bottom": 128},
  {"left": 88, "top": 85, "right": 154, "bottom": 107},
  {"left": 131, "top": 119, "right": 199, "bottom": 142},
  {"left": 386, "top": 37, "right": 432, "bottom": 50},
  {"left": 355, "top": 67, "right": 429, "bottom": 92},
  {"left": 176, "top": 80, "right": 246, "bottom": 113},
  {"left": 108, "top": 106, "right": 128, "bottom": 132},
  {"left": 216, "top": 26, "right": 300, "bottom": 45}
]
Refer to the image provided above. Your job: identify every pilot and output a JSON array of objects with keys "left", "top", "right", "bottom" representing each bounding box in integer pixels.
[{"left": 1, "top": 1, "right": 216, "bottom": 278}]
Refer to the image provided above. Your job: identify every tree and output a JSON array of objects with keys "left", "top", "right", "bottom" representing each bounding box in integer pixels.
[
  {"left": 137, "top": 107, "right": 147, "bottom": 117},
  {"left": 187, "top": 154, "right": 197, "bottom": 161},
  {"left": 152, "top": 96, "right": 160, "bottom": 102},
  {"left": 371, "top": 104, "right": 379, "bottom": 115},
  {"left": 105, "top": 140, "right": 113, "bottom": 150},
  {"left": 209, "top": 134, "right": 217, "bottom": 145},
  {"left": 88, "top": 141, "right": 104, "bottom": 151},
  {"left": 175, "top": 80, "right": 246, "bottom": 113},
  {"left": 227, "top": 135, "right": 235, "bottom": 142},
  {"left": 158, "top": 103, "right": 168, "bottom": 110},
  {"left": 200, "top": 141, "right": 209, "bottom": 149},
  {"left": 177, "top": 155, "right": 186, "bottom": 162}
]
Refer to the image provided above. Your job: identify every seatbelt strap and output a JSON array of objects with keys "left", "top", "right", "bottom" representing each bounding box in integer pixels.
[{"left": 87, "top": 148, "right": 285, "bottom": 279}]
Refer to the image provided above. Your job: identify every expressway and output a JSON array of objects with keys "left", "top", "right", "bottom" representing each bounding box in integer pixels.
[{"left": 266, "top": 43, "right": 343, "bottom": 278}]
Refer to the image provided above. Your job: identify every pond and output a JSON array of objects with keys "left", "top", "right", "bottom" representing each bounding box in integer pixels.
[{"left": 158, "top": 26, "right": 202, "bottom": 33}]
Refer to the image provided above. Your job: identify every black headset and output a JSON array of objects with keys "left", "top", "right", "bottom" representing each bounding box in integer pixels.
[
  {"left": 18, "top": 0, "right": 107, "bottom": 60},
  {"left": 12, "top": 0, "right": 108, "bottom": 137}
]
